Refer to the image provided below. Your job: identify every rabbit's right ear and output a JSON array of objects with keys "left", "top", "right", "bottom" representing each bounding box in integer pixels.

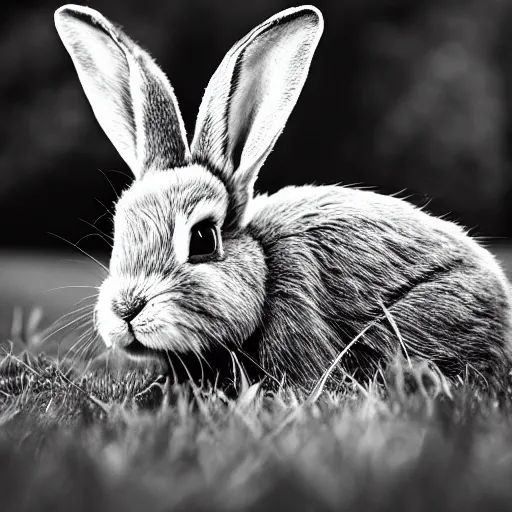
[
  {"left": 191, "top": 6, "right": 323, "bottom": 224},
  {"left": 55, "top": 5, "right": 189, "bottom": 178}
]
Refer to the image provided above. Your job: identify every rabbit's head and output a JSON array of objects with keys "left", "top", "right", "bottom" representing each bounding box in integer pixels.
[{"left": 54, "top": 5, "right": 323, "bottom": 357}]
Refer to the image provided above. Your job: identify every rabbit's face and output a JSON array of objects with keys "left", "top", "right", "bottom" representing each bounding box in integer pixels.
[{"left": 95, "top": 165, "right": 266, "bottom": 358}]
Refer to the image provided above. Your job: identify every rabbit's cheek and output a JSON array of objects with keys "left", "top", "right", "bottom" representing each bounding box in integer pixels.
[{"left": 130, "top": 299, "right": 163, "bottom": 328}]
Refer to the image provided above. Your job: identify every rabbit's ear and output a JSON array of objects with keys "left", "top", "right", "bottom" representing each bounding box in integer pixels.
[
  {"left": 191, "top": 6, "right": 323, "bottom": 219},
  {"left": 55, "top": 5, "right": 189, "bottom": 178}
]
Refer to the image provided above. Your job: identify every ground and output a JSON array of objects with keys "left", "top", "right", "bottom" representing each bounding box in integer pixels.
[
  {"left": 2, "top": 247, "right": 512, "bottom": 511},
  {"left": 1, "top": 342, "right": 512, "bottom": 512}
]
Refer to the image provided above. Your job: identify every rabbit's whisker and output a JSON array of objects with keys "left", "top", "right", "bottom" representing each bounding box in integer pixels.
[
  {"left": 64, "top": 326, "right": 96, "bottom": 361},
  {"left": 78, "top": 217, "right": 114, "bottom": 241},
  {"left": 94, "top": 197, "right": 116, "bottom": 220},
  {"left": 48, "top": 232, "right": 109, "bottom": 274},
  {"left": 41, "top": 311, "right": 94, "bottom": 345},
  {"left": 98, "top": 168, "right": 120, "bottom": 201},
  {"left": 76, "top": 231, "right": 113, "bottom": 248}
]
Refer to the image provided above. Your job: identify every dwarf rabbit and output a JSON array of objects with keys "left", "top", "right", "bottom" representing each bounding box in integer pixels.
[{"left": 55, "top": 4, "right": 512, "bottom": 389}]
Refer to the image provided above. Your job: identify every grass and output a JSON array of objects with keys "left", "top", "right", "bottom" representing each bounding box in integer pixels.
[{"left": 2, "top": 309, "right": 512, "bottom": 511}]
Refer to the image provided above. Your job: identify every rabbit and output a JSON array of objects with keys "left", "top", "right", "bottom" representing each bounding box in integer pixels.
[{"left": 54, "top": 4, "right": 512, "bottom": 391}]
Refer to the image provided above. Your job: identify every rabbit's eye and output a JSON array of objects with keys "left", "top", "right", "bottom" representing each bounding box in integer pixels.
[{"left": 189, "top": 221, "right": 218, "bottom": 262}]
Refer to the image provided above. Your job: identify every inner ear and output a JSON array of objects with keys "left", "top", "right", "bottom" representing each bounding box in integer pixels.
[
  {"left": 231, "top": 114, "right": 253, "bottom": 171},
  {"left": 190, "top": 6, "right": 323, "bottom": 223},
  {"left": 55, "top": 5, "right": 190, "bottom": 179}
]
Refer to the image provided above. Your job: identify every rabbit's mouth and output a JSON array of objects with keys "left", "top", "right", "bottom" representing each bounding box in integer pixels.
[
  {"left": 122, "top": 338, "right": 172, "bottom": 369},
  {"left": 121, "top": 337, "right": 261, "bottom": 389},
  {"left": 124, "top": 337, "right": 149, "bottom": 356}
]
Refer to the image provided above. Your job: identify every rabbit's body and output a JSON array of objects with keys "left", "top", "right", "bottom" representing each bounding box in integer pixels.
[
  {"left": 248, "top": 185, "right": 512, "bottom": 385},
  {"left": 54, "top": 4, "right": 512, "bottom": 389}
]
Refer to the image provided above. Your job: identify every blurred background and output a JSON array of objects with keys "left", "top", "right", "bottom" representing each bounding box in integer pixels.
[{"left": 2, "top": 0, "right": 512, "bottom": 339}]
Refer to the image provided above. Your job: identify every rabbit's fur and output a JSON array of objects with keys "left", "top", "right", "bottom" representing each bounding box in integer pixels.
[{"left": 55, "top": 4, "right": 512, "bottom": 390}]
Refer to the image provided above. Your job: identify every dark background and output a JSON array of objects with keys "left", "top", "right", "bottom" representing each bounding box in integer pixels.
[
  {"left": 2, "top": 0, "right": 512, "bottom": 252},
  {"left": 4, "top": 0, "right": 512, "bottom": 339}
]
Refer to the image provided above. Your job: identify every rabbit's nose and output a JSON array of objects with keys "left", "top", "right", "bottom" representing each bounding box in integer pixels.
[{"left": 112, "top": 297, "right": 147, "bottom": 323}]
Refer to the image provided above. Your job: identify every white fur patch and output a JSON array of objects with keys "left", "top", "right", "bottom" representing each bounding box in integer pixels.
[
  {"left": 172, "top": 211, "right": 190, "bottom": 264},
  {"left": 95, "top": 276, "right": 130, "bottom": 348}
]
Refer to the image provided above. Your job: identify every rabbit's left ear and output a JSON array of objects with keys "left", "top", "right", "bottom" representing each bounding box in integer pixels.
[
  {"left": 55, "top": 5, "right": 189, "bottom": 178},
  {"left": 191, "top": 6, "right": 323, "bottom": 223}
]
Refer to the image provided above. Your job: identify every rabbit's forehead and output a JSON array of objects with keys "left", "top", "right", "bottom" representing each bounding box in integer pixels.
[{"left": 117, "top": 165, "right": 228, "bottom": 219}]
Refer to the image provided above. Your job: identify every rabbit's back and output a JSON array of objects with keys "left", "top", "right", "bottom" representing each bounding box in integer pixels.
[{"left": 248, "top": 185, "right": 512, "bottom": 387}]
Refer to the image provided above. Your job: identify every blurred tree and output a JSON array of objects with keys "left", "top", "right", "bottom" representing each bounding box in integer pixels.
[{"left": 0, "top": 0, "right": 510, "bottom": 251}]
